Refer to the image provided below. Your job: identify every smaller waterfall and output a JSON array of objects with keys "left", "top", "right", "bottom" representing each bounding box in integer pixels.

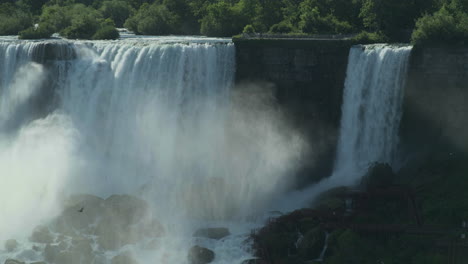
[
  {"left": 333, "top": 44, "right": 412, "bottom": 184},
  {"left": 276, "top": 44, "right": 412, "bottom": 211}
]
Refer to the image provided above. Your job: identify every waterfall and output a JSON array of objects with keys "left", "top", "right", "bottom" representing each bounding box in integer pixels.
[
  {"left": 0, "top": 37, "right": 303, "bottom": 263},
  {"left": 332, "top": 44, "right": 412, "bottom": 185},
  {"left": 276, "top": 44, "right": 412, "bottom": 211}
]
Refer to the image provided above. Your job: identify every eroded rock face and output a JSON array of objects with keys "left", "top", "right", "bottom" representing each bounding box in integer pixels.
[
  {"left": 188, "top": 245, "right": 215, "bottom": 264},
  {"left": 193, "top": 227, "right": 230, "bottom": 240}
]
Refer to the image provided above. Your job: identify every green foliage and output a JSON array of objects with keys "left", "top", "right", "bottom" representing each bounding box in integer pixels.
[
  {"left": 92, "top": 19, "right": 119, "bottom": 39},
  {"left": 40, "top": 5, "right": 71, "bottom": 33},
  {"left": 359, "top": 0, "right": 434, "bottom": 40},
  {"left": 299, "top": 4, "right": 354, "bottom": 34},
  {"left": 1, "top": 0, "right": 465, "bottom": 41},
  {"left": 124, "top": 3, "right": 179, "bottom": 35},
  {"left": 352, "top": 30, "right": 388, "bottom": 43},
  {"left": 242, "top": 24, "right": 255, "bottom": 34},
  {"left": 56, "top": 4, "right": 104, "bottom": 39},
  {"left": 269, "top": 21, "right": 295, "bottom": 34},
  {"left": 199, "top": 2, "right": 246, "bottom": 37},
  {"left": 412, "top": 2, "right": 468, "bottom": 45},
  {"left": 0, "top": 3, "right": 32, "bottom": 35},
  {"left": 100, "top": 0, "right": 134, "bottom": 27},
  {"left": 18, "top": 24, "right": 53, "bottom": 39}
]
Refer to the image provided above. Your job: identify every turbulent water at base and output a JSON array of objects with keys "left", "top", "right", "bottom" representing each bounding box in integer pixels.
[
  {"left": 276, "top": 44, "right": 412, "bottom": 211},
  {"left": 0, "top": 37, "right": 304, "bottom": 263}
]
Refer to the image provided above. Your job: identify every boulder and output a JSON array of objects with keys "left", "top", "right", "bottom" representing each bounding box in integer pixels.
[
  {"left": 51, "top": 194, "right": 105, "bottom": 234},
  {"left": 30, "top": 225, "right": 54, "bottom": 244},
  {"left": 193, "top": 227, "right": 230, "bottom": 240},
  {"left": 111, "top": 254, "right": 139, "bottom": 264},
  {"left": 4, "top": 260, "right": 24, "bottom": 264},
  {"left": 188, "top": 245, "right": 215, "bottom": 264},
  {"left": 4, "top": 239, "right": 18, "bottom": 252},
  {"left": 103, "top": 195, "right": 149, "bottom": 226},
  {"left": 44, "top": 244, "right": 61, "bottom": 263},
  {"left": 94, "top": 195, "right": 163, "bottom": 250}
]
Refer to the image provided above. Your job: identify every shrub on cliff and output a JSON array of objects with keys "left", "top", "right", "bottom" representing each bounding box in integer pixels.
[
  {"left": 60, "top": 13, "right": 100, "bottom": 39},
  {"left": 269, "top": 21, "right": 295, "bottom": 34},
  {"left": 352, "top": 31, "right": 388, "bottom": 44},
  {"left": 411, "top": 3, "right": 468, "bottom": 46},
  {"left": 124, "top": 3, "right": 180, "bottom": 35},
  {"left": 18, "top": 24, "right": 54, "bottom": 39},
  {"left": 92, "top": 20, "right": 120, "bottom": 40},
  {"left": 243, "top": 24, "right": 255, "bottom": 34}
]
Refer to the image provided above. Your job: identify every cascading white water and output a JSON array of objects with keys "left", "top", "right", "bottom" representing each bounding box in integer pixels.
[
  {"left": 333, "top": 44, "right": 412, "bottom": 184},
  {"left": 275, "top": 44, "right": 412, "bottom": 211},
  {"left": 0, "top": 37, "right": 303, "bottom": 263}
]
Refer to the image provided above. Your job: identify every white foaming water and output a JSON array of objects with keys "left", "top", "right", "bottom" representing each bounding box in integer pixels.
[
  {"left": 275, "top": 44, "right": 412, "bottom": 211},
  {"left": 0, "top": 37, "right": 303, "bottom": 263}
]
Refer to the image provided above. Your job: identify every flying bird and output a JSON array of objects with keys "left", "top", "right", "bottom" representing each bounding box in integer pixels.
[{"left": 78, "top": 207, "right": 84, "bottom": 213}]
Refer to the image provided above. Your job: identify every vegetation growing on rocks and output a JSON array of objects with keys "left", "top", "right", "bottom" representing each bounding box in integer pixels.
[{"left": 0, "top": 0, "right": 467, "bottom": 44}]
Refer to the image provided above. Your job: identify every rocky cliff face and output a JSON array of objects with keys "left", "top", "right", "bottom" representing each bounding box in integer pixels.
[
  {"left": 234, "top": 38, "right": 354, "bottom": 184},
  {"left": 401, "top": 47, "right": 468, "bottom": 155},
  {"left": 234, "top": 39, "right": 468, "bottom": 183}
]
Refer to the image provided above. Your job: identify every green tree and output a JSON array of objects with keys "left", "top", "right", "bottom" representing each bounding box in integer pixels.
[
  {"left": 299, "top": 2, "right": 354, "bottom": 34},
  {"left": 199, "top": 2, "right": 246, "bottom": 37},
  {"left": 0, "top": 3, "right": 32, "bottom": 35},
  {"left": 124, "top": 2, "right": 180, "bottom": 35},
  {"left": 411, "top": 2, "right": 468, "bottom": 45},
  {"left": 100, "top": 0, "right": 134, "bottom": 27}
]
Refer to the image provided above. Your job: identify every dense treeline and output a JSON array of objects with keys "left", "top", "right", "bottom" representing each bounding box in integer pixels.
[{"left": 0, "top": 0, "right": 467, "bottom": 45}]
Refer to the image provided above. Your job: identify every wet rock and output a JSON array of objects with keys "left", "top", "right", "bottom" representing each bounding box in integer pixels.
[
  {"left": 32, "top": 245, "right": 41, "bottom": 251},
  {"left": 193, "top": 227, "right": 230, "bottom": 240},
  {"left": 143, "top": 239, "right": 160, "bottom": 250},
  {"left": 104, "top": 195, "right": 148, "bottom": 226},
  {"left": 297, "top": 227, "right": 326, "bottom": 259},
  {"left": 4, "top": 259, "right": 25, "bottom": 264},
  {"left": 4, "top": 239, "right": 18, "bottom": 252},
  {"left": 70, "top": 237, "right": 93, "bottom": 262},
  {"left": 188, "top": 245, "right": 215, "bottom": 264},
  {"left": 51, "top": 194, "right": 105, "bottom": 234},
  {"left": 30, "top": 226, "right": 54, "bottom": 244},
  {"left": 91, "top": 255, "right": 107, "bottom": 264},
  {"left": 241, "top": 260, "right": 268, "bottom": 264},
  {"left": 16, "top": 249, "right": 39, "bottom": 260},
  {"left": 141, "top": 219, "right": 165, "bottom": 237},
  {"left": 44, "top": 244, "right": 60, "bottom": 263},
  {"left": 94, "top": 195, "right": 163, "bottom": 250},
  {"left": 361, "top": 163, "right": 395, "bottom": 189},
  {"left": 111, "top": 254, "right": 139, "bottom": 264}
]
